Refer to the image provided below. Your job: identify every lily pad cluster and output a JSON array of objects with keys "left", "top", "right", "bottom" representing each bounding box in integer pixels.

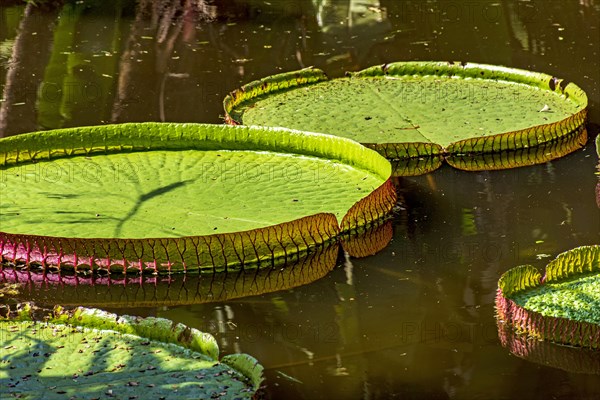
[
  {"left": 224, "top": 61, "right": 588, "bottom": 174},
  {"left": 496, "top": 245, "right": 600, "bottom": 348},
  {"left": 0, "top": 303, "right": 264, "bottom": 399},
  {"left": 0, "top": 123, "right": 395, "bottom": 273}
]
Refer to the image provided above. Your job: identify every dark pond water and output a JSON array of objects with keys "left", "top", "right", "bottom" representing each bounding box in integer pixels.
[{"left": 1, "top": 0, "right": 600, "bottom": 399}]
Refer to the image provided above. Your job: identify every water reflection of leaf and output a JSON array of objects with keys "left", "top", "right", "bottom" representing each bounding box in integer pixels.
[
  {"left": 1, "top": 214, "right": 397, "bottom": 308},
  {"left": 391, "top": 156, "right": 443, "bottom": 177},
  {"left": 497, "top": 320, "right": 600, "bottom": 375},
  {"left": 447, "top": 125, "right": 588, "bottom": 172},
  {"left": 0, "top": 243, "right": 340, "bottom": 308},
  {"left": 341, "top": 219, "right": 393, "bottom": 258}
]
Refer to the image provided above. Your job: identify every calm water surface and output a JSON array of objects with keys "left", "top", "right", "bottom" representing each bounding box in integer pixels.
[{"left": 1, "top": 1, "right": 599, "bottom": 399}]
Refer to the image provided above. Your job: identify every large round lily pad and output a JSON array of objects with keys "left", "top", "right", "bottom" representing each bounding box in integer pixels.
[
  {"left": 0, "top": 123, "right": 395, "bottom": 273},
  {"left": 224, "top": 61, "right": 588, "bottom": 173},
  {"left": 496, "top": 245, "right": 600, "bottom": 349},
  {"left": 0, "top": 303, "right": 263, "bottom": 399}
]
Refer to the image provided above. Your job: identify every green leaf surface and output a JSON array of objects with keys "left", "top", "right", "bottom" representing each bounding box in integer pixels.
[
  {"left": 225, "top": 62, "right": 588, "bottom": 167},
  {"left": 0, "top": 123, "right": 395, "bottom": 272},
  {"left": 0, "top": 304, "right": 263, "bottom": 399},
  {"left": 2, "top": 148, "right": 379, "bottom": 238},
  {"left": 0, "top": 125, "right": 386, "bottom": 238},
  {"left": 511, "top": 272, "right": 600, "bottom": 325}
]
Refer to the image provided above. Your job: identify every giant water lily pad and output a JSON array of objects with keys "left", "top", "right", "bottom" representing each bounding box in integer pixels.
[
  {"left": 0, "top": 303, "right": 263, "bottom": 399},
  {"left": 496, "top": 245, "right": 600, "bottom": 348},
  {"left": 0, "top": 123, "right": 395, "bottom": 273},
  {"left": 224, "top": 62, "right": 588, "bottom": 173}
]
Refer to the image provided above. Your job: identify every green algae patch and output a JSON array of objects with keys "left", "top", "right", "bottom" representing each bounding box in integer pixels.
[
  {"left": 0, "top": 123, "right": 395, "bottom": 273},
  {"left": 225, "top": 62, "right": 588, "bottom": 174},
  {"left": 496, "top": 245, "right": 600, "bottom": 348},
  {"left": 0, "top": 304, "right": 263, "bottom": 399}
]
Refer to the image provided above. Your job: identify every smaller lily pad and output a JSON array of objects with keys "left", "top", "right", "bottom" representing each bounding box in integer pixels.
[
  {"left": 0, "top": 303, "right": 263, "bottom": 399},
  {"left": 496, "top": 245, "right": 600, "bottom": 348},
  {"left": 224, "top": 62, "right": 588, "bottom": 174}
]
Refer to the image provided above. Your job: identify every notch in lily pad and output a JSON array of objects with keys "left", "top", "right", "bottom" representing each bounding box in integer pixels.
[
  {"left": 496, "top": 245, "right": 600, "bottom": 349},
  {"left": 0, "top": 123, "right": 396, "bottom": 273},
  {"left": 224, "top": 61, "right": 588, "bottom": 174}
]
